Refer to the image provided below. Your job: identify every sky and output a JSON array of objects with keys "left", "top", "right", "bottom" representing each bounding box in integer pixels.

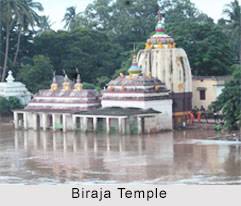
[{"left": 38, "top": 0, "right": 239, "bottom": 30}]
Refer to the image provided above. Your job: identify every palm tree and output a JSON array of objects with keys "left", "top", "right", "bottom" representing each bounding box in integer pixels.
[
  {"left": 13, "top": 0, "right": 43, "bottom": 66},
  {"left": 63, "top": 6, "right": 78, "bottom": 31},
  {"left": 0, "top": 0, "right": 19, "bottom": 81},
  {"left": 0, "top": 0, "right": 43, "bottom": 81},
  {"left": 223, "top": 0, "right": 241, "bottom": 64},
  {"left": 37, "top": 15, "right": 52, "bottom": 34}
]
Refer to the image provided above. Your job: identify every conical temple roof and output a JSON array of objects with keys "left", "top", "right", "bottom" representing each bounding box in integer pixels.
[
  {"left": 128, "top": 54, "right": 142, "bottom": 75},
  {"left": 145, "top": 11, "right": 175, "bottom": 49}
]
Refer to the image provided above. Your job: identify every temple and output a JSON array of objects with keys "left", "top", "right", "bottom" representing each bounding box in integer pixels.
[
  {"left": 137, "top": 12, "right": 192, "bottom": 126},
  {"left": 73, "top": 54, "right": 172, "bottom": 134},
  {"left": 13, "top": 10, "right": 193, "bottom": 134},
  {"left": 13, "top": 55, "right": 172, "bottom": 134},
  {"left": 0, "top": 71, "right": 31, "bottom": 105},
  {"left": 13, "top": 73, "right": 100, "bottom": 131}
]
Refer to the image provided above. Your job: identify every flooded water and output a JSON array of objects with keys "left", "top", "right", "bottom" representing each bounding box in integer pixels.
[{"left": 0, "top": 122, "right": 240, "bottom": 185}]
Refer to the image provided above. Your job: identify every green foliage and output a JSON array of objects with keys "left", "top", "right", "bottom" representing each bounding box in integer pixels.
[
  {"left": 77, "top": 0, "right": 233, "bottom": 76},
  {"left": 162, "top": 0, "right": 233, "bottom": 75},
  {"left": 0, "top": 0, "right": 44, "bottom": 80},
  {"left": 63, "top": 6, "right": 79, "bottom": 31},
  {"left": 96, "top": 76, "right": 110, "bottom": 89},
  {"left": 0, "top": 97, "right": 10, "bottom": 115},
  {"left": 82, "top": 82, "right": 96, "bottom": 89},
  {"left": 8, "top": 97, "right": 23, "bottom": 110},
  {"left": 1, "top": 0, "right": 238, "bottom": 93},
  {"left": 18, "top": 55, "right": 53, "bottom": 93},
  {"left": 0, "top": 96, "right": 23, "bottom": 115},
  {"left": 214, "top": 65, "right": 241, "bottom": 130},
  {"left": 32, "top": 28, "right": 122, "bottom": 84},
  {"left": 222, "top": 0, "right": 241, "bottom": 64}
]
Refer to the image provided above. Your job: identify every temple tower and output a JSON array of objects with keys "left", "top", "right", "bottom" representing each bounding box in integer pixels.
[{"left": 137, "top": 12, "right": 192, "bottom": 126}]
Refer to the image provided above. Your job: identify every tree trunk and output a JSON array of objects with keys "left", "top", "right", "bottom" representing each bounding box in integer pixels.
[
  {"left": 13, "top": 28, "right": 22, "bottom": 66},
  {"left": 1, "top": 28, "right": 10, "bottom": 82}
]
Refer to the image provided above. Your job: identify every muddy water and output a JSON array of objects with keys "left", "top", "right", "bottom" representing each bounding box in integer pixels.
[{"left": 0, "top": 123, "right": 240, "bottom": 185}]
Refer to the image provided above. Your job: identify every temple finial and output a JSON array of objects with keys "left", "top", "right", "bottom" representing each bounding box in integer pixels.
[
  {"left": 74, "top": 67, "right": 82, "bottom": 91},
  {"left": 52, "top": 71, "right": 56, "bottom": 82},
  {"left": 157, "top": 9, "right": 165, "bottom": 22},
  {"left": 133, "top": 42, "right": 136, "bottom": 54},
  {"left": 50, "top": 71, "right": 58, "bottom": 92},
  {"left": 62, "top": 70, "right": 70, "bottom": 91},
  {"left": 75, "top": 67, "right": 81, "bottom": 83},
  {"left": 63, "top": 69, "right": 68, "bottom": 80},
  {"left": 6, "top": 70, "right": 15, "bottom": 83}
]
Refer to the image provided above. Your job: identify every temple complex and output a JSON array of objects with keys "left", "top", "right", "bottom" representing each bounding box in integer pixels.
[
  {"left": 13, "top": 11, "right": 194, "bottom": 134},
  {"left": 137, "top": 12, "right": 192, "bottom": 126},
  {"left": 0, "top": 71, "right": 31, "bottom": 105}
]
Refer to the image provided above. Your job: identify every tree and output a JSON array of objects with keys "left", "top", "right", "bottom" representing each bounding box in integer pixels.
[
  {"left": 0, "top": 96, "right": 10, "bottom": 115},
  {"left": 0, "top": 96, "right": 23, "bottom": 115},
  {"left": 8, "top": 96, "right": 23, "bottom": 110},
  {"left": 31, "top": 28, "right": 122, "bottom": 84},
  {"left": 223, "top": 0, "right": 241, "bottom": 64},
  {"left": 37, "top": 15, "right": 52, "bottom": 34},
  {"left": 81, "top": 0, "right": 158, "bottom": 50},
  {"left": 78, "top": 0, "right": 233, "bottom": 76},
  {"left": 161, "top": 0, "right": 232, "bottom": 75},
  {"left": 63, "top": 6, "right": 78, "bottom": 31},
  {"left": 214, "top": 65, "right": 241, "bottom": 130},
  {"left": 18, "top": 55, "right": 54, "bottom": 93},
  {"left": 168, "top": 20, "right": 232, "bottom": 75},
  {"left": 0, "top": 0, "right": 18, "bottom": 81},
  {"left": 13, "top": 0, "right": 43, "bottom": 66},
  {"left": 0, "top": 0, "right": 43, "bottom": 81}
]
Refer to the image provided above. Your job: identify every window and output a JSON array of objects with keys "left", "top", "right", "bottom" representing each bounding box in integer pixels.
[{"left": 200, "top": 90, "right": 206, "bottom": 100}]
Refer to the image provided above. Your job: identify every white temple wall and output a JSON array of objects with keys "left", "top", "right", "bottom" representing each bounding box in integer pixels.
[
  {"left": 144, "top": 114, "right": 172, "bottom": 132},
  {"left": 138, "top": 48, "right": 192, "bottom": 93},
  {"left": 102, "top": 99, "right": 173, "bottom": 130},
  {"left": 66, "top": 115, "right": 73, "bottom": 131},
  {"left": 26, "top": 113, "right": 35, "bottom": 129},
  {"left": 102, "top": 99, "right": 172, "bottom": 113}
]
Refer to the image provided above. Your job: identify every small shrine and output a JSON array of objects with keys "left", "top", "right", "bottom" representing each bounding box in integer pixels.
[
  {"left": 13, "top": 72, "right": 100, "bottom": 132},
  {"left": 73, "top": 55, "right": 173, "bottom": 134},
  {"left": 0, "top": 70, "right": 31, "bottom": 105}
]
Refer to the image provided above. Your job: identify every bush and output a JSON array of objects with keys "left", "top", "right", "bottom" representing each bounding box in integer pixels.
[
  {"left": 0, "top": 97, "right": 23, "bottom": 115},
  {"left": 82, "top": 82, "right": 96, "bottom": 89},
  {"left": 0, "top": 97, "right": 10, "bottom": 115},
  {"left": 18, "top": 55, "right": 54, "bottom": 93},
  {"left": 8, "top": 97, "right": 23, "bottom": 110}
]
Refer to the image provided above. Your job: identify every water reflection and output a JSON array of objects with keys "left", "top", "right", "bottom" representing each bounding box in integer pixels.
[{"left": 0, "top": 126, "right": 240, "bottom": 184}]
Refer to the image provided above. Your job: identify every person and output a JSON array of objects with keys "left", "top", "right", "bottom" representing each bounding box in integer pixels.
[
  {"left": 197, "top": 110, "right": 201, "bottom": 123},
  {"left": 213, "top": 111, "right": 218, "bottom": 123},
  {"left": 192, "top": 106, "right": 199, "bottom": 119},
  {"left": 200, "top": 105, "right": 208, "bottom": 123},
  {"left": 188, "top": 112, "right": 194, "bottom": 125}
]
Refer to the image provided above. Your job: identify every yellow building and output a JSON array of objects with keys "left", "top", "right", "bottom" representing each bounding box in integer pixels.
[{"left": 192, "top": 76, "right": 231, "bottom": 110}]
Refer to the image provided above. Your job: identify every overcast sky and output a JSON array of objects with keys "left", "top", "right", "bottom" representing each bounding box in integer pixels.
[{"left": 38, "top": 0, "right": 240, "bottom": 30}]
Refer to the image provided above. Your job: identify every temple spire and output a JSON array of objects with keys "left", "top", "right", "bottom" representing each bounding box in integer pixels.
[
  {"left": 74, "top": 68, "right": 83, "bottom": 91},
  {"left": 50, "top": 71, "right": 58, "bottom": 92},
  {"left": 128, "top": 52, "right": 142, "bottom": 76},
  {"left": 6, "top": 70, "right": 15, "bottom": 83},
  {"left": 62, "top": 70, "right": 70, "bottom": 91},
  {"left": 145, "top": 9, "right": 175, "bottom": 49}
]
